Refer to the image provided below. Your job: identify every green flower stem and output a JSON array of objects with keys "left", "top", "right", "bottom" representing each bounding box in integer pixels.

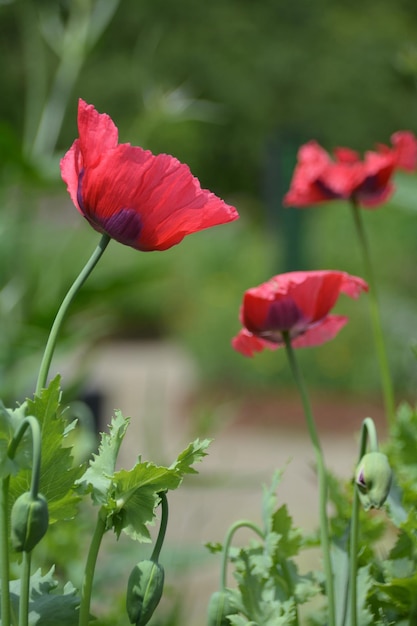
[
  {"left": 18, "top": 552, "right": 31, "bottom": 626},
  {"left": 151, "top": 492, "right": 169, "bottom": 564},
  {"left": 8, "top": 416, "right": 43, "bottom": 626},
  {"left": 78, "top": 508, "right": 107, "bottom": 626},
  {"left": 220, "top": 520, "right": 264, "bottom": 591},
  {"left": 283, "top": 332, "right": 335, "bottom": 626},
  {"left": 0, "top": 477, "right": 11, "bottom": 626},
  {"left": 349, "top": 417, "right": 378, "bottom": 626},
  {"left": 350, "top": 201, "right": 395, "bottom": 425},
  {"left": 36, "top": 234, "right": 111, "bottom": 396}
]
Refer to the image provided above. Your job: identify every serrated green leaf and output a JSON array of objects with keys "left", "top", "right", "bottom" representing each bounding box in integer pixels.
[
  {"left": 271, "top": 505, "right": 302, "bottom": 560},
  {"left": 9, "top": 378, "right": 83, "bottom": 524},
  {"left": 76, "top": 410, "right": 129, "bottom": 504},
  {"left": 7, "top": 566, "right": 80, "bottom": 625},
  {"left": 170, "top": 438, "right": 211, "bottom": 474},
  {"left": 110, "top": 462, "right": 181, "bottom": 540},
  {"left": 262, "top": 470, "right": 283, "bottom": 533}
]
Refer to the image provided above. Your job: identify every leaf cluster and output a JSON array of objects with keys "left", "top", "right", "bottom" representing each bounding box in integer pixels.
[
  {"left": 76, "top": 409, "right": 210, "bottom": 541},
  {"left": 209, "top": 472, "right": 320, "bottom": 626},
  {"left": 0, "top": 377, "right": 211, "bottom": 624}
]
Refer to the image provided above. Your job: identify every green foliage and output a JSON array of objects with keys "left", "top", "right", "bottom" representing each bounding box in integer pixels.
[
  {"left": 9, "top": 376, "right": 83, "bottom": 524},
  {"left": 207, "top": 420, "right": 417, "bottom": 626},
  {"left": 76, "top": 410, "right": 210, "bottom": 542},
  {"left": 209, "top": 473, "right": 320, "bottom": 626},
  {"left": 0, "top": 403, "right": 32, "bottom": 479},
  {"left": 6, "top": 567, "right": 80, "bottom": 626}
]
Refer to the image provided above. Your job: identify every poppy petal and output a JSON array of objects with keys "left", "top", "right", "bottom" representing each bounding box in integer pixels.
[
  {"left": 231, "top": 329, "right": 279, "bottom": 357},
  {"left": 291, "top": 315, "right": 348, "bottom": 348},
  {"left": 60, "top": 100, "right": 239, "bottom": 251}
]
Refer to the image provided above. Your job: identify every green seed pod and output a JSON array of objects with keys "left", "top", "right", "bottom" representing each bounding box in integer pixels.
[
  {"left": 355, "top": 452, "right": 392, "bottom": 511},
  {"left": 126, "top": 560, "right": 164, "bottom": 626},
  {"left": 10, "top": 491, "right": 49, "bottom": 552},
  {"left": 207, "top": 590, "right": 238, "bottom": 626}
]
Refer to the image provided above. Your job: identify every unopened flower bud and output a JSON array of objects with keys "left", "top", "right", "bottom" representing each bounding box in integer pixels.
[
  {"left": 126, "top": 560, "right": 164, "bottom": 626},
  {"left": 355, "top": 452, "right": 392, "bottom": 511},
  {"left": 207, "top": 590, "right": 238, "bottom": 626},
  {"left": 11, "top": 491, "right": 49, "bottom": 552}
]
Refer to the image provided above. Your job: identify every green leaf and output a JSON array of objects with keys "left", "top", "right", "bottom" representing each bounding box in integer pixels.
[
  {"left": 169, "top": 438, "right": 211, "bottom": 474},
  {"left": 7, "top": 566, "right": 80, "bottom": 625},
  {"left": 9, "top": 377, "right": 83, "bottom": 523},
  {"left": 262, "top": 470, "right": 283, "bottom": 533},
  {"left": 0, "top": 402, "right": 31, "bottom": 478},
  {"left": 78, "top": 423, "right": 210, "bottom": 542},
  {"left": 110, "top": 462, "right": 181, "bottom": 540},
  {"left": 271, "top": 505, "right": 302, "bottom": 560},
  {"left": 76, "top": 410, "right": 129, "bottom": 504}
]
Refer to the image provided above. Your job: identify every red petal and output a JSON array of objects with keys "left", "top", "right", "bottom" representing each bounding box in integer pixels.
[
  {"left": 231, "top": 329, "right": 278, "bottom": 357},
  {"left": 60, "top": 140, "right": 83, "bottom": 213},
  {"left": 77, "top": 99, "right": 119, "bottom": 168},
  {"left": 62, "top": 101, "right": 239, "bottom": 251},
  {"left": 391, "top": 131, "right": 417, "bottom": 172},
  {"left": 283, "top": 141, "right": 334, "bottom": 207},
  {"left": 291, "top": 315, "right": 348, "bottom": 348}
]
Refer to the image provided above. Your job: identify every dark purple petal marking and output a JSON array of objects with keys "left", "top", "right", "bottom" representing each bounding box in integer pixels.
[
  {"left": 264, "top": 298, "right": 305, "bottom": 332},
  {"left": 357, "top": 469, "right": 366, "bottom": 487},
  {"left": 100, "top": 208, "right": 142, "bottom": 245}
]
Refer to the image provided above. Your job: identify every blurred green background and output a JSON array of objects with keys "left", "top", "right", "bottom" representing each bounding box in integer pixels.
[{"left": 1, "top": 0, "right": 417, "bottom": 404}]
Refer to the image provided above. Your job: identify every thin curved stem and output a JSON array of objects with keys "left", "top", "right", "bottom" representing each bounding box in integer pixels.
[
  {"left": 36, "top": 234, "right": 111, "bottom": 395},
  {"left": 8, "top": 416, "right": 42, "bottom": 498},
  {"left": 78, "top": 508, "right": 107, "bottom": 626},
  {"left": 220, "top": 520, "right": 264, "bottom": 591},
  {"left": 151, "top": 492, "right": 169, "bottom": 564},
  {"left": 350, "top": 202, "right": 395, "bottom": 425},
  {"left": 283, "top": 332, "right": 335, "bottom": 626},
  {"left": 349, "top": 417, "right": 378, "bottom": 626}
]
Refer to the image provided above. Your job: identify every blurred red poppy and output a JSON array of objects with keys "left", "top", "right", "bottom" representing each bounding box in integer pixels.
[
  {"left": 61, "top": 100, "right": 239, "bottom": 251},
  {"left": 283, "top": 131, "right": 417, "bottom": 209},
  {"left": 232, "top": 270, "right": 368, "bottom": 357}
]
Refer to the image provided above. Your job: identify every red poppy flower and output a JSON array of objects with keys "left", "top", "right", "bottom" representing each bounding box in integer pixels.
[
  {"left": 60, "top": 100, "right": 239, "bottom": 251},
  {"left": 283, "top": 131, "right": 417, "bottom": 209},
  {"left": 231, "top": 270, "right": 368, "bottom": 357}
]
